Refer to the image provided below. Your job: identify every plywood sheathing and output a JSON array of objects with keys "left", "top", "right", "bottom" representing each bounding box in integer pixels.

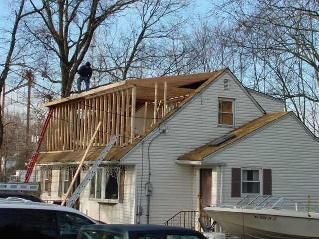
[
  {"left": 44, "top": 71, "right": 224, "bottom": 107},
  {"left": 178, "top": 112, "right": 289, "bottom": 161}
]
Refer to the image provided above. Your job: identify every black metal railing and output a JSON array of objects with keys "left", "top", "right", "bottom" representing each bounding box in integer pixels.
[
  {"left": 164, "top": 210, "right": 199, "bottom": 230},
  {"left": 165, "top": 210, "right": 215, "bottom": 232}
]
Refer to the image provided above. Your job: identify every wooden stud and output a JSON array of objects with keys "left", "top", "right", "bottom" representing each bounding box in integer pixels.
[
  {"left": 130, "top": 87, "right": 136, "bottom": 143},
  {"left": 46, "top": 112, "right": 51, "bottom": 151},
  {"left": 125, "top": 89, "right": 130, "bottom": 145},
  {"left": 64, "top": 104, "right": 67, "bottom": 150},
  {"left": 61, "top": 105, "right": 65, "bottom": 150},
  {"left": 107, "top": 94, "right": 111, "bottom": 143},
  {"left": 164, "top": 81, "right": 167, "bottom": 116},
  {"left": 95, "top": 96, "right": 100, "bottom": 146},
  {"left": 103, "top": 95, "right": 107, "bottom": 144},
  {"left": 154, "top": 83, "right": 158, "bottom": 125},
  {"left": 116, "top": 92, "right": 120, "bottom": 145},
  {"left": 81, "top": 100, "right": 85, "bottom": 149},
  {"left": 61, "top": 121, "right": 102, "bottom": 206},
  {"left": 74, "top": 102, "right": 78, "bottom": 150},
  {"left": 69, "top": 103, "right": 74, "bottom": 149},
  {"left": 112, "top": 93, "right": 116, "bottom": 138},
  {"left": 143, "top": 102, "right": 148, "bottom": 134},
  {"left": 87, "top": 98, "right": 91, "bottom": 145},
  {"left": 79, "top": 101, "right": 83, "bottom": 149},
  {"left": 120, "top": 90, "right": 125, "bottom": 146},
  {"left": 66, "top": 104, "right": 69, "bottom": 150},
  {"left": 57, "top": 106, "right": 61, "bottom": 150}
]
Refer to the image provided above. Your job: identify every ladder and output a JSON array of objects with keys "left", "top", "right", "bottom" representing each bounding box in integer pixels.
[
  {"left": 66, "top": 136, "right": 116, "bottom": 208},
  {"left": 24, "top": 108, "right": 53, "bottom": 183}
]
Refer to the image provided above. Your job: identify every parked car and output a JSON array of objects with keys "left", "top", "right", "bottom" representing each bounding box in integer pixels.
[
  {"left": 0, "top": 197, "right": 96, "bottom": 239},
  {"left": 77, "top": 224, "right": 207, "bottom": 239},
  {"left": 0, "top": 192, "right": 42, "bottom": 202}
]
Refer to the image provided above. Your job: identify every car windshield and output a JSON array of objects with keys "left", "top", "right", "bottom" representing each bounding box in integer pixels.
[{"left": 78, "top": 230, "right": 125, "bottom": 239}]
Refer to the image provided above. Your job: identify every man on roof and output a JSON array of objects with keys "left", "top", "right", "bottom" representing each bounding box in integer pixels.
[{"left": 77, "top": 61, "right": 92, "bottom": 92}]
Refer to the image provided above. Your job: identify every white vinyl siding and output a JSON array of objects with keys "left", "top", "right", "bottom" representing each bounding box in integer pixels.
[
  {"left": 49, "top": 71, "right": 265, "bottom": 224},
  {"left": 248, "top": 90, "right": 284, "bottom": 113},
  {"left": 116, "top": 73, "right": 264, "bottom": 224},
  {"left": 204, "top": 114, "right": 319, "bottom": 209},
  {"left": 80, "top": 165, "right": 135, "bottom": 224}
]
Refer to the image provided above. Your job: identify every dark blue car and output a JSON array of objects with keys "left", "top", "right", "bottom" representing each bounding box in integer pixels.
[{"left": 77, "top": 224, "right": 207, "bottom": 239}]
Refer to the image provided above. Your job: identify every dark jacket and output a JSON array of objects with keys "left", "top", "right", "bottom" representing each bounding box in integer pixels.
[{"left": 77, "top": 65, "right": 92, "bottom": 78}]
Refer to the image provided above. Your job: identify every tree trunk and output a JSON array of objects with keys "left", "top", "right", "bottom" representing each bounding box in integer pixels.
[{"left": 0, "top": 107, "right": 3, "bottom": 149}]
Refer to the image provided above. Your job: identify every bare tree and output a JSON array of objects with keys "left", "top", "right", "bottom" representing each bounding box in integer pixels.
[
  {"left": 95, "top": 0, "right": 190, "bottom": 81},
  {"left": 26, "top": 0, "right": 139, "bottom": 97},
  {"left": 209, "top": 0, "right": 319, "bottom": 133},
  {"left": 0, "top": 0, "right": 36, "bottom": 148}
]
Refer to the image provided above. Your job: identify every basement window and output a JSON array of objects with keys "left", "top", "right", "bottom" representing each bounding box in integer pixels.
[
  {"left": 90, "top": 167, "right": 121, "bottom": 202},
  {"left": 218, "top": 98, "right": 234, "bottom": 126}
]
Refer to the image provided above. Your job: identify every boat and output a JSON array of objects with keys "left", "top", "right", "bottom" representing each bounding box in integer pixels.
[{"left": 204, "top": 195, "right": 319, "bottom": 239}]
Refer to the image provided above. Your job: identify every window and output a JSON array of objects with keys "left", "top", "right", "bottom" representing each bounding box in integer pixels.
[
  {"left": 63, "top": 169, "right": 72, "bottom": 194},
  {"left": 241, "top": 169, "right": 260, "bottom": 194},
  {"left": 218, "top": 98, "right": 234, "bottom": 126},
  {"left": 44, "top": 170, "right": 50, "bottom": 192},
  {"left": 90, "top": 167, "right": 121, "bottom": 201},
  {"left": 58, "top": 168, "right": 75, "bottom": 196},
  {"left": 42, "top": 168, "right": 52, "bottom": 193}
]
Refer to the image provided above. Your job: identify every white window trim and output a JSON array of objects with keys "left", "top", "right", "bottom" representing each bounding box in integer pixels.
[
  {"left": 60, "top": 168, "right": 73, "bottom": 195},
  {"left": 241, "top": 168, "right": 262, "bottom": 195},
  {"left": 43, "top": 169, "right": 50, "bottom": 192},
  {"left": 89, "top": 167, "right": 120, "bottom": 203},
  {"left": 218, "top": 98, "right": 235, "bottom": 127}
]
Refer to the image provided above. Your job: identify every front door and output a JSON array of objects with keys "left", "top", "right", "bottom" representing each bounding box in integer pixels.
[
  {"left": 200, "top": 168, "right": 212, "bottom": 209},
  {"left": 199, "top": 168, "right": 213, "bottom": 231}
]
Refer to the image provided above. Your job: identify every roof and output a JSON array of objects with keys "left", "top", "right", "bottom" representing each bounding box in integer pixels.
[
  {"left": 38, "top": 70, "right": 227, "bottom": 164},
  {"left": 178, "top": 112, "right": 289, "bottom": 161},
  {"left": 80, "top": 224, "right": 203, "bottom": 234},
  {"left": 45, "top": 71, "right": 224, "bottom": 107},
  {"left": 38, "top": 143, "right": 137, "bottom": 164},
  {"left": 246, "top": 87, "right": 284, "bottom": 102}
]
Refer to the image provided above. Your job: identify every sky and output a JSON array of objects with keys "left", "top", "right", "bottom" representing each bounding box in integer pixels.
[{"left": 0, "top": 0, "right": 215, "bottom": 114}]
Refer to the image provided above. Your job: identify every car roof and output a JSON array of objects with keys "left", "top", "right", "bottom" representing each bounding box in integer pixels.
[
  {"left": 0, "top": 197, "right": 94, "bottom": 220},
  {"left": 0, "top": 193, "right": 42, "bottom": 202},
  {"left": 80, "top": 224, "right": 203, "bottom": 234}
]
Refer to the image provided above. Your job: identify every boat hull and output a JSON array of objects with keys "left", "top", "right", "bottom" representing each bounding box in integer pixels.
[{"left": 204, "top": 207, "right": 319, "bottom": 239}]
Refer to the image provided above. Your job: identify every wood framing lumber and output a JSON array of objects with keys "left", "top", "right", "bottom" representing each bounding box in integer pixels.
[
  {"left": 164, "top": 81, "right": 167, "bottom": 116},
  {"left": 154, "top": 83, "right": 158, "bottom": 125},
  {"left": 61, "top": 121, "right": 102, "bottom": 206},
  {"left": 130, "top": 87, "right": 136, "bottom": 143}
]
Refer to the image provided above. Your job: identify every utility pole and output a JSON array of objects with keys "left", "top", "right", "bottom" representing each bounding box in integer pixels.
[
  {"left": 1, "top": 83, "right": 4, "bottom": 116},
  {"left": 24, "top": 70, "right": 33, "bottom": 146}
]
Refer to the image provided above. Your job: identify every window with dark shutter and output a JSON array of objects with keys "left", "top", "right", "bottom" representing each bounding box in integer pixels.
[
  {"left": 263, "top": 169, "right": 272, "bottom": 195},
  {"left": 231, "top": 168, "right": 241, "bottom": 197}
]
